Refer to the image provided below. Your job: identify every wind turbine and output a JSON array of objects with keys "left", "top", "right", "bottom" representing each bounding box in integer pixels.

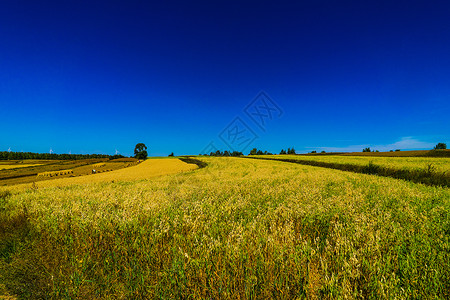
[
  {"left": 7, "top": 147, "right": 11, "bottom": 152},
  {"left": 115, "top": 149, "right": 119, "bottom": 155},
  {"left": 49, "top": 148, "right": 53, "bottom": 154}
]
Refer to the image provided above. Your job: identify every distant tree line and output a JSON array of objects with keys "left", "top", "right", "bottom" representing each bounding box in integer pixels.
[
  {"left": 249, "top": 148, "right": 273, "bottom": 155},
  {"left": 248, "top": 147, "right": 296, "bottom": 155},
  {"left": 0, "top": 151, "right": 124, "bottom": 160},
  {"left": 201, "top": 150, "right": 243, "bottom": 157},
  {"left": 279, "top": 147, "right": 296, "bottom": 155},
  {"left": 363, "top": 148, "right": 381, "bottom": 153},
  {"left": 363, "top": 143, "right": 447, "bottom": 153}
]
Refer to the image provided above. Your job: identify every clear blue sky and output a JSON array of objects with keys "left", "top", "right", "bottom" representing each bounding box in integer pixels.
[{"left": 1, "top": 1, "right": 449, "bottom": 156}]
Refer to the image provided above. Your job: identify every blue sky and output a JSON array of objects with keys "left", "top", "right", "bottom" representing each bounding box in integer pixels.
[{"left": 1, "top": 1, "right": 449, "bottom": 156}]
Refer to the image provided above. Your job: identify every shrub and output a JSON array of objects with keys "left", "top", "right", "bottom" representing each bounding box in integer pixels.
[{"left": 434, "top": 143, "right": 447, "bottom": 150}]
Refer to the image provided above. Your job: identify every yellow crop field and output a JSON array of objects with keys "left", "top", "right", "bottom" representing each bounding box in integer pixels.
[
  {"left": 258, "top": 154, "right": 450, "bottom": 172},
  {"left": 1, "top": 157, "right": 449, "bottom": 298},
  {"left": 0, "top": 164, "right": 43, "bottom": 170},
  {"left": 4, "top": 158, "right": 197, "bottom": 191}
]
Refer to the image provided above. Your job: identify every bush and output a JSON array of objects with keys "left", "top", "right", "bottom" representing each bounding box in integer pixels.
[{"left": 434, "top": 143, "right": 447, "bottom": 150}]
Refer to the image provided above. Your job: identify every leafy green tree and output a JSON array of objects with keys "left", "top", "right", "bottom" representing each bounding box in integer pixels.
[
  {"left": 362, "top": 147, "right": 371, "bottom": 152},
  {"left": 168, "top": 152, "right": 174, "bottom": 157},
  {"left": 250, "top": 148, "right": 257, "bottom": 155},
  {"left": 280, "top": 149, "right": 286, "bottom": 155},
  {"left": 434, "top": 143, "right": 447, "bottom": 150},
  {"left": 134, "top": 143, "right": 148, "bottom": 160}
]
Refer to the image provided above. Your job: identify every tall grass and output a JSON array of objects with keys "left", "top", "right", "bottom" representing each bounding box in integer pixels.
[{"left": 0, "top": 157, "right": 449, "bottom": 298}]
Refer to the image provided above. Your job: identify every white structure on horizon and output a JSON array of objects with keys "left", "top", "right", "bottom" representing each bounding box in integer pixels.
[
  {"left": 49, "top": 148, "right": 53, "bottom": 154},
  {"left": 7, "top": 147, "right": 11, "bottom": 152}
]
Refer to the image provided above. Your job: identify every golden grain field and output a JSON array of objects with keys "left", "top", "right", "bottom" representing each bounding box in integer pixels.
[
  {"left": 258, "top": 154, "right": 450, "bottom": 172},
  {"left": 3, "top": 158, "right": 197, "bottom": 191},
  {"left": 0, "top": 164, "right": 43, "bottom": 170},
  {"left": 0, "top": 156, "right": 449, "bottom": 298}
]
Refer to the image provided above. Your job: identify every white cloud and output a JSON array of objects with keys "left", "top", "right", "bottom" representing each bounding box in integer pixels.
[{"left": 310, "top": 137, "right": 436, "bottom": 153}]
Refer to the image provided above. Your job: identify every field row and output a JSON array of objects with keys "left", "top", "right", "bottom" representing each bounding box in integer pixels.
[
  {"left": 258, "top": 154, "right": 450, "bottom": 172},
  {"left": 253, "top": 155, "right": 450, "bottom": 187}
]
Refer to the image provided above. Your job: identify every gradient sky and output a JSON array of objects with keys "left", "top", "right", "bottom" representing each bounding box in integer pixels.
[{"left": 1, "top": 1, "right": 449, "bottom": 156}]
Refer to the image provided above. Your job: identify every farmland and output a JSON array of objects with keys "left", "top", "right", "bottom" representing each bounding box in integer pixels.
[
  {"left": 256, "top": 154, "right": 450, "bottom": 173},
  {"left": 252, "top": 154, "right": 450, "bottom": 187},
  {"left": 0, "top": 164, "right": 43, "bottom": 170},
  {"left": 3, "top": 158, "right": 198, "bottom": 191},
  {"left": 0, "top": 158, "right": 142, "bottom": 187},
  {"left": 0, "top": 156, "right": 449, "bottom": 298}
]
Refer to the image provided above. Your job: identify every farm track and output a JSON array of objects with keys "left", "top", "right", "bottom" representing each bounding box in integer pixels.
[{"left": 245, "top": 156, "right": 450, "bottom": 187}]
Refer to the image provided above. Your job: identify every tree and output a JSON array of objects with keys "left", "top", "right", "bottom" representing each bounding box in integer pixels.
[
  {"left": 280, "top": 149, "right": 286, "bottom": 155},
  {"left": 134, "top": 143, "right": 148, "bottom": 160},
  {"left": 168, "top": 152, "right": 174, "bottom": 157},
  {"left": 362, "top": 147, "right": 371, "bottom": 152},
  {"left": 434, "top": 143, "right": 447, "bottom": 150},
  {"left": 250, "top": 148, "right": 257, "bottom": 155}
]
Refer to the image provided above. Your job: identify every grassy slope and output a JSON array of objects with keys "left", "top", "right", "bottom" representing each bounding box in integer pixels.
[{"left": 0, "top": 157, "right": 449, "bottom": 298}]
